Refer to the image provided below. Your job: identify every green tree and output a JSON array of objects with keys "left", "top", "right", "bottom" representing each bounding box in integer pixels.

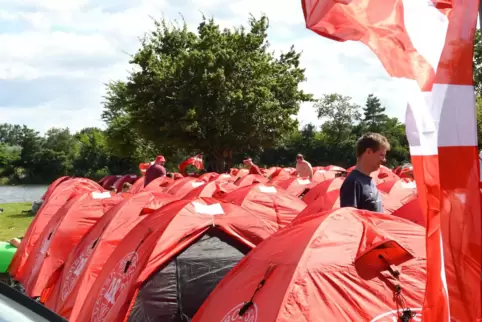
[
  {"left": 474, "top": 30, "right": 482, "bottom": 95},
  {"left": 362, "top": 94, "right": 387, "bottom": 131},
  {"left": 102, "top": 15, "right": 312, "bottom": 172},
  {"left": 315, "top": 93, "right": 361, "bottom": 141}
]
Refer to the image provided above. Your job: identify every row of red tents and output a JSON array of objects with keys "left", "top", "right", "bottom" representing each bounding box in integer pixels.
[{"left": 7, "top": 163, "right": 424, "bottom": 322}]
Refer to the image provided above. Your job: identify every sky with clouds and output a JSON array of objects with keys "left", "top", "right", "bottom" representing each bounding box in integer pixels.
[{"left": 0, "top": 0, "right": 423, "bottom": 134}]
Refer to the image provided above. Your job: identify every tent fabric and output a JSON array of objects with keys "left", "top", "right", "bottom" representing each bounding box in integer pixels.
[
  {"left": 141, "top": 176, "right": 174, "bottom": 192},
  {"left": 113, "top": 174, "right": 140, "bottom": 192},
  {"left": 9, "top": 178, "right": 102, "bottom": 280},
  {"left": 198, "top": 172, "right": 220, "bottom": 182},
  {"left": 41, "top": 176, "right": 71, "bottom": 201},
  {"left": 127, "top": 230, "right": 251, "bottom": 322},
  {"left": 271, "top": 177, "right": 311, "bottom": 197},
  {"left": 302, "top": 177, "right": 345, "bottom": 206},
  {"left": 164, "top": 177, "right": 207, "bottom": 198},
  {"left": 129, "top": 177, "right": 146, "bottom": 194},
  {"left": 234, "top": 174, "right": 268, "bottom": 188},
  {"left": 42, "top": 191, "right": 179, "bottom": 321},
  {"left": 182, "top": 181, "right": 238, "bottom": 200},
  {"left": 20, "top": 191, "right": 123, "bottom": 297},
  {"left": 75, "top": 198, "right": 280, "bottom": 322},
  {"left": 217, "top": 183, "right": 307, "bottom": 230},
  {"left": 101, "top": 176, "right": 123, "bottom": 190},
  {"left": 193, "top": 208, "right": 427, "bottom": 322},
  {"left": 389, "top": 195, "right": 424, "bottom": 227}
]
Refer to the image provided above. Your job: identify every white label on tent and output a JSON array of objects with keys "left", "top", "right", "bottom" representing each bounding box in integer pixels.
[
  {"left": 316, "top": 170, "right": 326, "bottom": 174},
  {"left": 400, "top": 181, "right": 417, "bottom": 189},
  {"left": 220, "top": 174, "right": 231, "bottom": 178},
  {"left": 297, "top": 178, "right": 311, "bottom": 185},
  {"left": 258, "top": 185, "right": 277, "bottom": 193},
  {"left": 191, "top": 181, "right": 206, "bottom": 188},
  {"left": 192, "top": 202, "right": 224, "bottom": 215},
  {"left": 130, "top": 175, "right": 137, "bottom": 178},
  {"left": 92, "top": 191, "right": 112, "bottom": 199},
  {"left": 116, "top": 175, "right": 122, "bottom": 178}
]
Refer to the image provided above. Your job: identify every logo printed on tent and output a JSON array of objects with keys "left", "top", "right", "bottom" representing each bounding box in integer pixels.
[
  {"left": 27, "top": 233, "right": 53, "bottom": 289},
  {"left": 370, "top": 308, "right": 422, "bottom": 322},
  {"left": 192, "top": 202, "right": 224, "bottom": 216},
  {"left": 92, "top": 251, "right": 139, "bottom": 322},
  {"left": 221, "top": 302, "right": 258, "bottom": 322},
  {"left": 61, "top": 244, "right": 95, "bottom": 301},
  {"left": 258, "top": 185, "right": 277, "bottom": 194}
]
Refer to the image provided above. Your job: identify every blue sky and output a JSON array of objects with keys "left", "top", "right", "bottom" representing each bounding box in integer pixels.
[{"left": 0, "top": 0, "right": 411, "bottom": 134}]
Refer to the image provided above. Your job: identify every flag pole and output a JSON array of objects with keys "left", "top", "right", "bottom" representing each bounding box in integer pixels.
[{"left": 479, "top": 0, "right": 482, "bottom": 32}]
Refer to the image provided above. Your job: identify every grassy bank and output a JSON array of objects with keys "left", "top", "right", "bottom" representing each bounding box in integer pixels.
[{"left": 0, "top": 202, "right": 33, "bottom": 241}]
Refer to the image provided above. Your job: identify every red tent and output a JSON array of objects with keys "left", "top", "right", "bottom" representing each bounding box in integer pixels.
[
  {"left": 141, "top": 176, "right": 174, "bottom": 192},
  {"left": 217, "top": 183, "right": 307, "bottom": 230},
  {"left": 113, "top": 174, "right": 140, "bottom": 192},
  {"left": 198, "top": 172, "right": 220, "bottom": 182},
  {"left": 234, "top": 174, "right": 268, "bottom": 187},
  {"left": 302, "top": 177, "right": 345, "bottom": 206},
  {"left": 183, "top": 181, "right": 238, "bottom": 200},
  {"left": 41, "top": 176, "right": 71, "bottom": 201},
  {"left": 390, "top": 195, "right": 424, "bottom": 227},
  {"left": 213, "top": 173, "right": 236, "bottom": 183},
  {"left": 20, "top": 191, "right": 123, "bottom": 297},
  {"left": 311, "top": 169, "right": 336, "bottom": 183},
  {"left": 193, "top": 208, "right": 427, "bottom": 322},
  {"left": 76, "top": 198, "right": 280, "bottom": 322},
  {"left": 164, "top": 177, "right": 207, "bottom": 198},
  {"left": 9, "top": 178, "right": 102, "bottom": 280},
  {"left": 129, "top": 177, "right": 146, "bottom": 194},
  {"left": 101, "top": 175, "right": 123, "bottom": 190},
  {"left": 42, "top": 191, "right": 178, "bottom": 320},
  {"left": 272, "top": 177, "right": 312, "bottom": 197}
]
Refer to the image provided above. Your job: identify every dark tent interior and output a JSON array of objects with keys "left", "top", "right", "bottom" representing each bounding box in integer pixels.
[{"left": 127, "top": 228, "right": 251, "bottom": 321}]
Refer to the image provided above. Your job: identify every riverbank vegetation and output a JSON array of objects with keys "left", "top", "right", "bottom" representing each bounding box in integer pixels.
[
  {"left": 0, "top": 203, "right": 33, "bottom": 241},
  {"left": 2, "top": 16, "right": 482, "bottom": 183}
]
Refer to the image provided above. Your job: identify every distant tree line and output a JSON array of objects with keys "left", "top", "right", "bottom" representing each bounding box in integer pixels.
[{"left": 0, "top": 91, "right": 410, "bottom": 184}]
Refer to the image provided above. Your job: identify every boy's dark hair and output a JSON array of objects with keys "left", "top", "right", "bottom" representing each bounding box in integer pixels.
[{"left": 356, "top": 132, "right": 390, "bottom": 157}]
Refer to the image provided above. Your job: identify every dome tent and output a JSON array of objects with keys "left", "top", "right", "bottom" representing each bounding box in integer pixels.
[
  {"left": 193, "top": 208, "right": 426, "bottom": 322},
  {"left": 20, "top": 190, "right": 123, "bottom": 297},
  {"left": 42, "top": 191, "right": 179, "bottom": 321},
  {"left": 76, "top": 198, "right": 281, "bottom": 322},
  {"left": 9, "top": 178, "right": 102, "bottom": 281},
  {"left": 216, "top": 183, "right": 307, "bottom": 231}
]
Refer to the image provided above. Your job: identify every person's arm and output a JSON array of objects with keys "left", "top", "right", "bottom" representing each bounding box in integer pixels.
[
  {"left": 340, "top": 179, "right": 360, "bottom": 208},
  {"left": 307, "top": 163, "right": 313, "bottom": 180}
]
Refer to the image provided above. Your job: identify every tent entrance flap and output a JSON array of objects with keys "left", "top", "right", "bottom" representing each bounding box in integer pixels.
[{"left": 128, "top": 229, "right": 251, "bottom": 322}]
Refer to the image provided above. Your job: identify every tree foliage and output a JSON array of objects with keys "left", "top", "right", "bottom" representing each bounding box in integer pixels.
[{"left": 102, "top": 15, "right": 312, "bottom": 172}]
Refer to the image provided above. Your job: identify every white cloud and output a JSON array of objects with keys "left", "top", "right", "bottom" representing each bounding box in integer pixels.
[{"left": 0, "top": 0, "right": 408, "bottom": 134}]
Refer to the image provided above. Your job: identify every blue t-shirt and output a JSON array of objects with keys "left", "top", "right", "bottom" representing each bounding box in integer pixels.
[{"left": 339, "top": 169, "right": 383, "bottom": 213}]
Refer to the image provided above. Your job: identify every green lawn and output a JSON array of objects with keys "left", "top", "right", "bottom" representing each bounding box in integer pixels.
[{"left": 0, "top": 202, "right": 33, "bottom": 241}]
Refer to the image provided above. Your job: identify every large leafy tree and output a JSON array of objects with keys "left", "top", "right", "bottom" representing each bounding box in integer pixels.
[{"left": 102, "top": 15, "right": 312, "bottom": 172}]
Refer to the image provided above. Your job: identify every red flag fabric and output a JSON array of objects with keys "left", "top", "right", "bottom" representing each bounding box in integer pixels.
[
  {"left": 179, "top": 154, "right": 204, "bottom": 174},
  {"left": 302, "top": 0, "right": 481, "bottom": 321}
]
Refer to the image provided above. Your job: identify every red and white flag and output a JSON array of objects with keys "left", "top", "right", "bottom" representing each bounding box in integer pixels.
[
  {"left": 179, "top": 154, "right": 205, "bottom": 174},
  {"left": 302, "top": 0, "right": 481, "bottom": 321}
]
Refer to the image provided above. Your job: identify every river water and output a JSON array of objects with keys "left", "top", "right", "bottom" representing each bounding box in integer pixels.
[{"left": 0, "top": 185, "right": 48, "bottom": 203}]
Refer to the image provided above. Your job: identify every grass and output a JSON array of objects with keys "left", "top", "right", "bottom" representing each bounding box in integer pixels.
[{"left": 0, "top": 202, "right": 33, "bottom": 241}]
